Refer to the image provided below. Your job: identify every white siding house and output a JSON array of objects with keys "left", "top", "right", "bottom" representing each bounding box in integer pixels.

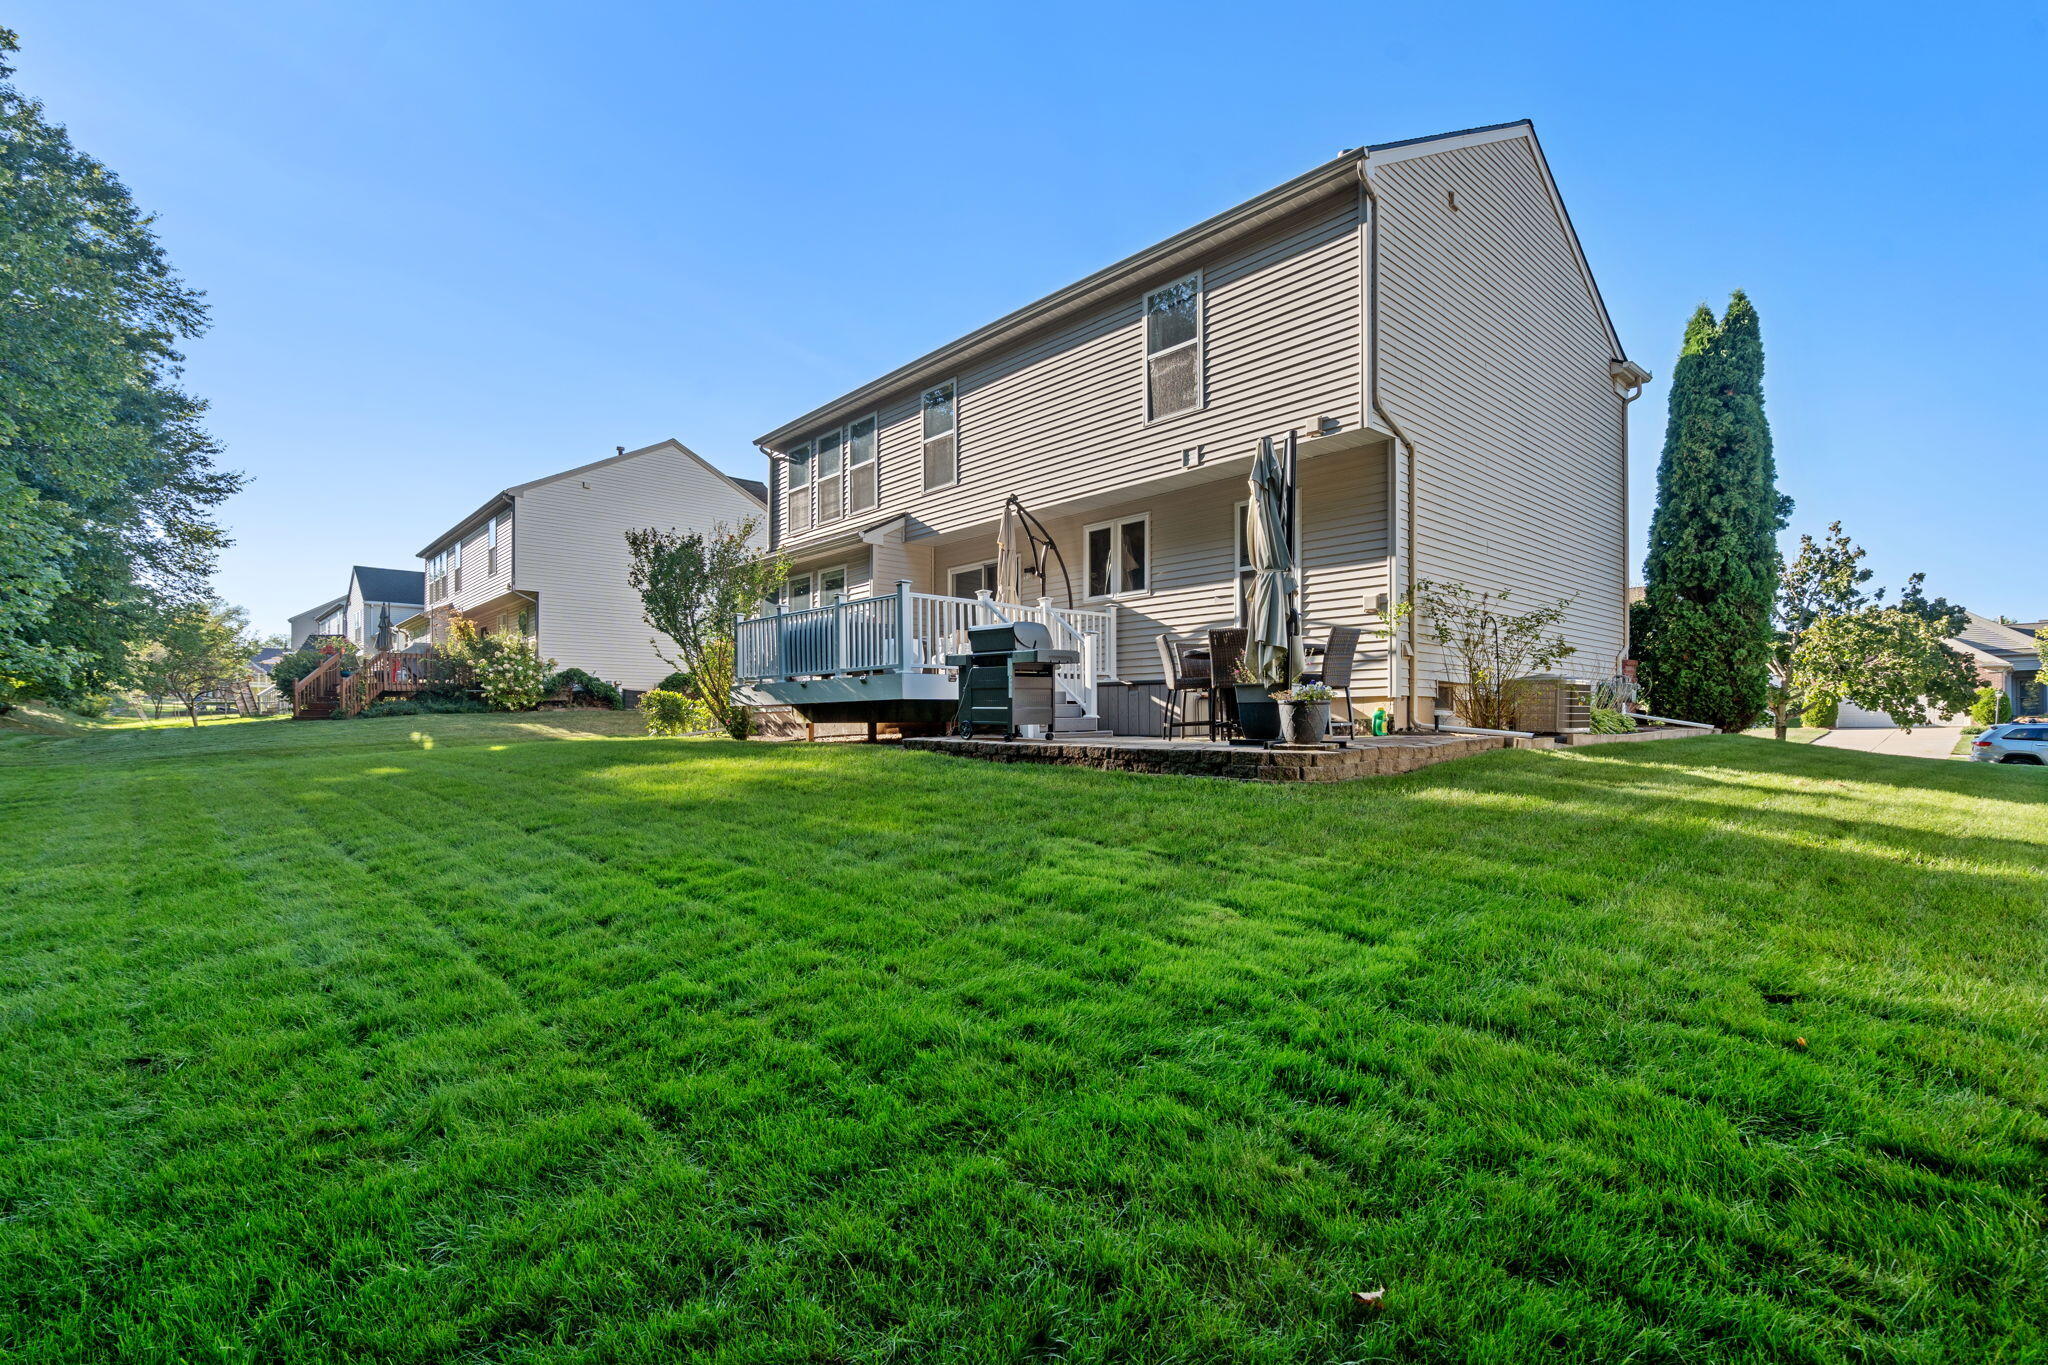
[
  {"left": 409, "top": 440, "right": 767, "bottom": 691},
  {"left": 737, "top": 120, "right": 1648, "bottom": 734}
]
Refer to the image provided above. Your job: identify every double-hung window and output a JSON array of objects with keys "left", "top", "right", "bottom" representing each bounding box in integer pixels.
[
  {"left": 486, "top": 515, "right": 499, "bottom": 576},
  {"left": 815, "top": 428, "right": 844, "bottom": 523},
  {"left": 785, "top": 443, "right": 812, "bottom": 534},
  {"left": 448, "top": 540, "right": 462, "bottom": 593},
  {"left": 847, "top": 415, "right": 878, "bottom": 513},
  {"left": 1085, "top": 515, "right": 1149, "bottom": 600},
  {"left": 1144, "top": 274, "right": 1202, "bottom": 420},
  {"left": 922, "top": 381, "right": 957, "bottom": 490}
]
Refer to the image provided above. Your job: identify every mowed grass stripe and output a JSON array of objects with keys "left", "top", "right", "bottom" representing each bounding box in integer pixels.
[{"left": 0, "top": 713, "right": 2044, "bottom": 1362}]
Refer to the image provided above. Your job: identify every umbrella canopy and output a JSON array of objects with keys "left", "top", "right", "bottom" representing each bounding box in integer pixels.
[
  {"left": 374, "top": 605, "right": 394, "bottom": 654},
  {"left": 993, "top": 498, "right": 1027, "bottom": 604},
  {"left": 1244, "top": 436, "right": 1302, "bottom": 685}
]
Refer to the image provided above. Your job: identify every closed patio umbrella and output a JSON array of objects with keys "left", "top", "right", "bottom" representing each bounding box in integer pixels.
[
  {"left": 994, "top": 497, "right": 1026, "bottom": 605},
  {"left": 374, "top": 606, "right": 394, "bottom": 654},
  {"left": 1244, "top": 435, "right": 1302, "bottom": 685}
]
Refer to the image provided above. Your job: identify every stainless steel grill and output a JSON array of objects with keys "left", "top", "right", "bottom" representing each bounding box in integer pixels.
[{"left": 944, "top": 621, "right": 1079, "bottom": 738}]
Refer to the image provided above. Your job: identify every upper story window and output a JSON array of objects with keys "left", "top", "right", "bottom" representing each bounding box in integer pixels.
[
  {"left": 785, "top": 442, "right": 812, "bottom": 534},
  {"left": 815, "top": 428, "right": 844, "bottom": 523},
  {"left": 486, "top": 515, "right": 501, "bottom": 574},
  {"left": 1085, "top": 514, "right": 1149, "bottom": 600},
  {"left": 848, "top": 416, "right": 878, "bottom": 513},
  {"left": 922, "top": 381, "right": 957, "bottom": 490},
  {"left": 1144, "top": 274, "right": 1203, "bottom": 420}
]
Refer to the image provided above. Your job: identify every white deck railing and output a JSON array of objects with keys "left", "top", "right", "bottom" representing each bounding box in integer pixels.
[{"left": 735, "top": 583, "right": 1115, "bottom": 715}]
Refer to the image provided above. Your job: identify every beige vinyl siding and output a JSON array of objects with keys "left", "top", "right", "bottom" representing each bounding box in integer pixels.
[
  {"left": 902, "top": 445, "right": 1389, "bottom": 684},
  {"left": 776, "top": 193, "right": 1365, "bottom": 556},
  {"left": 427, "top": 506, "right": 515, "bottom": 617},
  {"left": 515, "top": 442, "right": 765, "bottom": 690},
  {"left": 1374, "top": 136, "right": 1630, "bottom": 692}
]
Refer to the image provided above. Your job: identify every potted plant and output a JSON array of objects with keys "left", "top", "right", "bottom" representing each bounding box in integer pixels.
[
  {"left": 1229, "top": 660, "right": 1286, "bottom": 743},
  {"left": 1273, "top": 680, "right": 1334, "bottom": 745}
]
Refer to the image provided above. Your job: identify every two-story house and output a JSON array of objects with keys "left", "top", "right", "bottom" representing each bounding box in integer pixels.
[
  {"left": 286, "top": 596, "right": 347, "bottom": 650},
  {"left": 734, "top": 120, "right": 1649, "bottom": 735},
  {"left": 341, "top": 566, "right": 426, "bottom": 655},
  {"left": 401, "top": 438, "right": 767, "bottom": 692}
]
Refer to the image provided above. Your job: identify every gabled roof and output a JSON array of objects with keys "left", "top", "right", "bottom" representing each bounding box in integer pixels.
[
  {"left": 755, "top": 119, "right": 1629, "bottom": 450},
  {"left": 290, "top": 595, "right": 347, "bottom": 624},
  {"left": 350, "top": 565, "right": 426, "bottom": 606},
  {"left": 415, "top": 439, "right": 765, "bottom": 558},
  {"left": 1954, "top": 612, "right": 2043, "bottom": 663}
]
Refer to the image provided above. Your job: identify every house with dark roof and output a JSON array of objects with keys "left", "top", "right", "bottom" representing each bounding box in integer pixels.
[
  {"left": 399, "top": 438, "right": 766, "bottom": 690},
  {"left": 1951, "top": 612, "right": 2043, "bottom": 715},
  {"left": 340, "top": 566, "right": 427, "bottom": 656},
  {"left": 734, "top": 119, "right": 1650, "bottom": 735}
]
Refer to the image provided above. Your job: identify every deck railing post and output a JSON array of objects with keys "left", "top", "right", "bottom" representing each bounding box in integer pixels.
[{"left": 895, "top": 580, "right": 914, "bottom": 675}]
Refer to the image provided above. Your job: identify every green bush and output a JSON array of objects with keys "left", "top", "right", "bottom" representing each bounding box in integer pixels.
[
  {"left": 1970, "top": 686, "right": 2009, "bottom": 727},
  {"left": 1588, "top": 707, "right": 1638, "bottom": 734},
  {"left": 656, "top": 670, "right": 692, "bottom": 694},
  {"left": 1800, "top": 694, "right": 1839, "bottom": 728},
  {"left": 640, "top": 688, "right": 712, "bottom": 737},
  {"left": 545, "top": 668, "right": 622, "bottom": 710}
]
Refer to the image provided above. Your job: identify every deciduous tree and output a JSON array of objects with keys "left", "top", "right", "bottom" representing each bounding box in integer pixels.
[
  {"left": 0, "top": 30, "right": 243, "bottom": 701},
  {"left": 132, "top": 601, "right": 257, "bottom": 727},
  {"left": 625, "top": 518, "right": 784, "bottom": 740}
]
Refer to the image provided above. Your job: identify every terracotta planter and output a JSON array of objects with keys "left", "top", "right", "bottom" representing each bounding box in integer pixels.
[
  {"left": 1280, "top": 700, "right": 1330, "bottom": 745},
  {"left": 1230, "top": 684, "right": 1284, "bottom": 742}
]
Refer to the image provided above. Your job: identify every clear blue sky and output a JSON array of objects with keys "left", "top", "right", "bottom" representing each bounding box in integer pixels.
[{"left": 12, "top": 2, "right": 2045, "bottom": 635}]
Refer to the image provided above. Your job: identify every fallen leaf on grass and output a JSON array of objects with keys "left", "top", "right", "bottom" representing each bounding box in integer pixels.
[{"left": 1352, "top": 1288, "right": 1386, "bottom": 1310}]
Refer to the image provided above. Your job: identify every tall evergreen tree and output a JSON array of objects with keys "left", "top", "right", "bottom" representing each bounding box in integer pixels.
[
  {"left": 1633, "top": 291, "right": 1789, "bottom": 730},
  {"left": 0, "top": 29, "right": 242, "bottom": 702}
]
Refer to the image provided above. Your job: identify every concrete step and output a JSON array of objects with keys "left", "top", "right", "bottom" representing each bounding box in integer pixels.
[
  {"left": 1049, "top": 729, "right": 1113, "bottom": 740},
  {"left": 1050, "top": 712, "right": 1103, "bottom": 733}
]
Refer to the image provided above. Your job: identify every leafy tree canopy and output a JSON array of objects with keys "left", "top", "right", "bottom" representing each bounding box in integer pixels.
[
  {"left": 132, "top": 600, "right": 257, "bottom": 727},
  {"left": 625, "top": 518, "right": 784, "bottom": 740},
  {"left": 0, "top": 29, "right": 243, "bottom": 701}
]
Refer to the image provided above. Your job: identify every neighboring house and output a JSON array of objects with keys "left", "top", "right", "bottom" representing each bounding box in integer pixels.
[
  {"left": 287, "top": 596, "right": 347, "bottom": 650},
  {"left": 1951, "top": 612, "right": 2042, "bottom": 714},
  {"left": 401, "top": 439, "right": 767, "bottom": 691},
  {"left": 341, "top": 566, "right": 426, "bottom": 656},
  {"left": 736, "top": 119, "right": 1648, "bottom": 734},
  {"left": 1831, "top": 612, "right": 2041, "bottom": 727}
]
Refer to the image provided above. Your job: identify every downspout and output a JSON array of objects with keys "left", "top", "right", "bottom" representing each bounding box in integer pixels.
[{"left": 1357, "top": 160, "right": 1425, "bottom": 729}]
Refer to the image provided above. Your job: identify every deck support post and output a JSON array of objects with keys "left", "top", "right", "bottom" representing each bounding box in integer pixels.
[{"left": 895, "top": 580, "right": 914, "bottom": 676}]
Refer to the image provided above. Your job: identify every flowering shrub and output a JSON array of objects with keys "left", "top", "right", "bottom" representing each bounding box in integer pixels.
[{"left": 474, "top": 637, "right": 555, "bottom": 711}]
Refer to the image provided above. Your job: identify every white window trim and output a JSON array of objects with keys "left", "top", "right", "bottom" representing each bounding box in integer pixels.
[
  {"left": 783, "top": 441, "right": 813, "bottom": 537},
  {"left": 1083, "top": 513, "right": 1152, "bottom": 602},
  {"left": 812, "top": 427, "right": 847, "bottom": 526},
  {"left": 921, "top": 379, "right": 960, "bottom": 492},
  {"left": 846, "top": 412, "right": 880, "bottom": 514},
  {"left": 946, "top": 560, "right": 998, "bottom": 599},
  {"left": 782, "top": 562, "right": 853, "bottom": 610},
  {"left": 1142, "top": 271, "right": 1204, "bottom": 424}
]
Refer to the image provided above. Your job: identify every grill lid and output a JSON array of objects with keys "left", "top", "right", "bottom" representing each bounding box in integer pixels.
[{"left": 966, "top": 620, "right": 1055, "bottom": 655}]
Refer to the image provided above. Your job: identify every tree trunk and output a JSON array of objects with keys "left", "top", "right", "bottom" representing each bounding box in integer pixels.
[
  {"left": 184, "top": 697, "right": 200, "bottom": 728},
  {"left": 1774, "top": 705, "right": 1789, "bottom": 741}
]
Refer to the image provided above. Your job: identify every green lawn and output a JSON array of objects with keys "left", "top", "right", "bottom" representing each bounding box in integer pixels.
[{"left": 3, "top": 714, "right": 2045, "bottom": 1363}]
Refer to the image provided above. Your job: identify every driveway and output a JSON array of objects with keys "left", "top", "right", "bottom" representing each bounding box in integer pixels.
[{"left": 1812, "top": 725, "right": 1965, "bottom": 760}]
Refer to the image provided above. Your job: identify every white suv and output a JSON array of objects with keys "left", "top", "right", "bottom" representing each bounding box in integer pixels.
[{"left": 1970, "top": 723, "right": 2048, "bottom": 764}]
